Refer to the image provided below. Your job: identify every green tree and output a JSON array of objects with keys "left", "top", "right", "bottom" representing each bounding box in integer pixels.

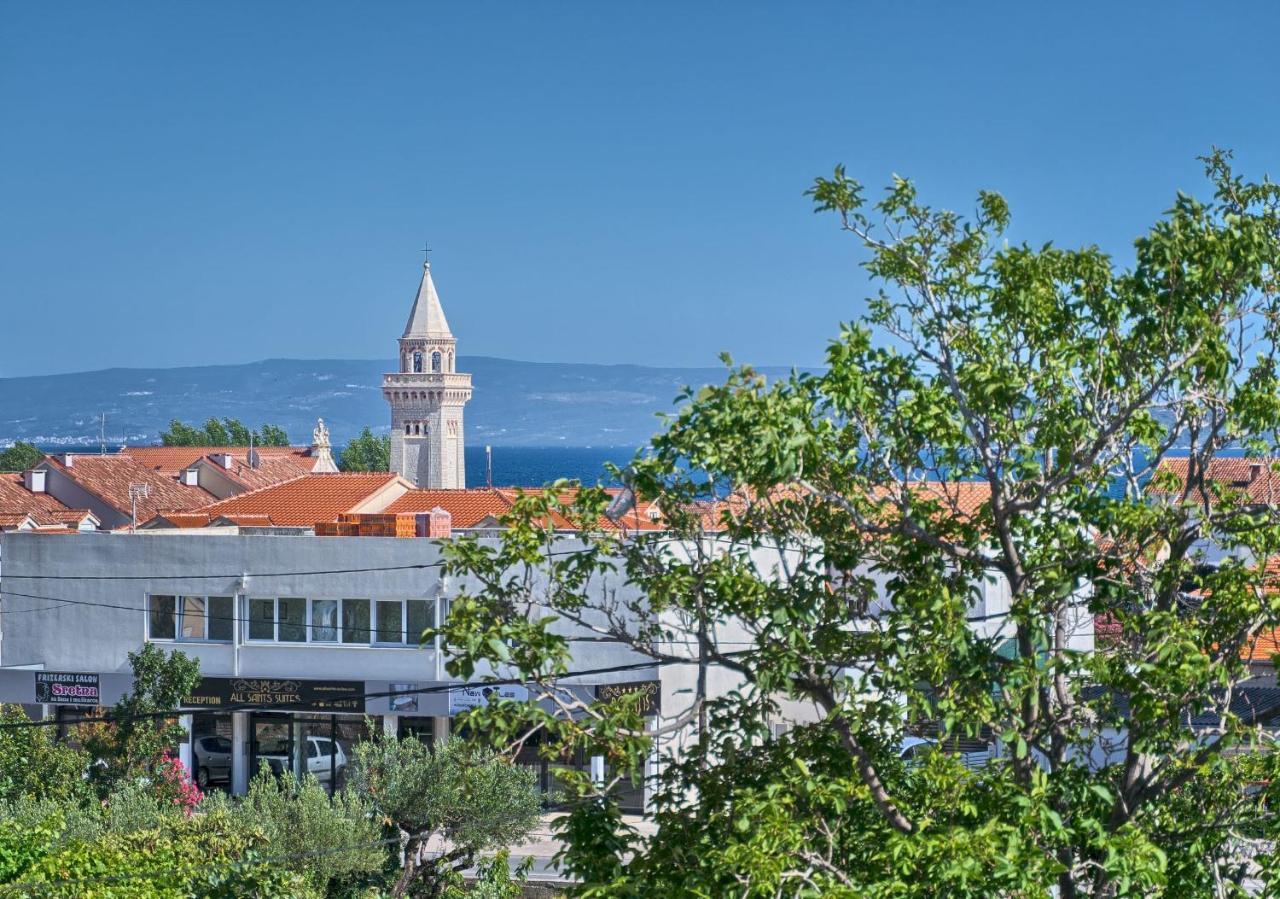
[
  {"left": 159, "top": 419, "right": 291, "bottom": 447},
  {"left": 0, "top": 442, "right": 42, "bottom": 472},
  {"left": 82, "top": 645, "right": 200, "bottom": 795},
  {"left": 209, "top": 766, "right": 386, "bottom": 896},
  {"left": 346, "top": 737, "right": 539, "bottom": 898},
  {"left": 340, "top": 427, "right": 390, "bottom": 472},
  {"left": 0, "top": 706, "right": 89, "bottom": 804},
  {"left": 434, "top": 151, "right": 1280, "bottom": 896},
  {"left": 258, "top": 423, "right": 290, "bottom": 447}
]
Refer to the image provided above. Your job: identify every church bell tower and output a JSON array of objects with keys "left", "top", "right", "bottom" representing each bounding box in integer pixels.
[{"left": 383, "top": 260, "right": 472, "bottom": 488}]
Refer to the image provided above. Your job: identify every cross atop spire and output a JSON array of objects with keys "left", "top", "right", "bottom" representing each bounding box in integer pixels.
[{"left": 402, "top": 257, "right": 452, "bottom": 339}]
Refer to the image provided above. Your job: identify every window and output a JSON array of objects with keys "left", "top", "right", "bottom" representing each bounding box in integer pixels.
[
  {"left": 278, "top": 597, "right": 307, "bottom": 642},
  {"left": 181, "top": 596, "right": 206, "bottom": 640},
  {"left": 376, "top": 600, "right": 403, "bottom": 643},
  {"left": 207, "top": 596, "right": 234, "bottom": 641},
  {"left": 312, "top": 600, "right": 338, "bottom": 642},
  {"left": 149, "top": 595, "right": 176, "bottom": 640},
  {"left": 431, "top": 351, "right": 442, "bottom": 373},
  {"left": 413, "top": 351, "right": 423, "bottom": 373},
  {"left": 248, "top": 598, "right": 275, "bottom": 641},
  {"left": 407, "top": 600, "right": 431, "bottom": 646},
  {"left": 342, "top": 599, "right": 370, "bottom": 644}
]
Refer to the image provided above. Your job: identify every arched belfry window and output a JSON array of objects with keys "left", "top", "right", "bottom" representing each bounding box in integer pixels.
[
  {"left": 412, "top": 351, "right": 423, "bottom": 373},
  {"left": 431, "top": 351, "right": 442, "bottom": 373},
  {"left": 447, "top": 350, "right": 454, "bottom": 372}
]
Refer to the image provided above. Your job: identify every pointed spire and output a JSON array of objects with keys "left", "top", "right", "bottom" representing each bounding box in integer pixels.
[{"left": 402, "top": 261, "right": 453, "bottom": 339}]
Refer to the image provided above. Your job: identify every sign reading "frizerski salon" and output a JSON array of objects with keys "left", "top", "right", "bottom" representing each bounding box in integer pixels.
[{"left": 34, "top": 672, "right": 100, "bottom": 705}]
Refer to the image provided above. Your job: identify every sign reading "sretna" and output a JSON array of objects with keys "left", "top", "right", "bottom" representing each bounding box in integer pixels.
[{"left": 34, "top": 672, "right": 100, "bottom": 705}]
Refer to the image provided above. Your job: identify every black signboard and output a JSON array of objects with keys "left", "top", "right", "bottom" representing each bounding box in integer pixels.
[
  {"left": 184, "top": 677, "right": 362, "bottom": 712},
  {"left": 34, "top": 672, "right": 100, "bottom": 705},
  {"left": 596, "top": 680, "right": 661, "bottom": 716}
]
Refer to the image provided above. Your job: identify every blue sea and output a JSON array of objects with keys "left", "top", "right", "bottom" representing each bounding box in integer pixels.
[{"left": 464, "top": 446, "right": 636, "bottom": 488}]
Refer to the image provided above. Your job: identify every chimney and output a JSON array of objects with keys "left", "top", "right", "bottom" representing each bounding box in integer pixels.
[
  {"left": 182, "top": 468, "right": 200, "bottom": 487},
  {"left": 416, "top": 507, "right": 452, "bottom": 539},
  {"left": 214, "top": 453, "right": 234, "bottom": 470},
  {"left": 25, "top": 469, "right": 47, "bottom": 493},
  {"left": 62, "top": 454, "right": 74, "bottom": 468},
  {"left": 1251, "top": 463, "right": 1264, "bottom": 483}
]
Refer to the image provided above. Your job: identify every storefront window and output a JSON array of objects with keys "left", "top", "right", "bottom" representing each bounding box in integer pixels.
[
  {"left": 407, "top": 600, "right": 431, "bottom": 646},
  {"left": 149, "top": 595, "right": 176, "bottom": 640},
  {"left": 375, "top": 600, "right": 403, "bottom": 643},
  {"left": 312, "top": 600, "right": 338, "bottom": 642},
  {"left": 278, "top": 597, "right": 307, "bottom": 642},
  {"left": 249, "top": 598, "right": 275, "bottom": 640},
  {"left": 342, "top": 599, "right": 370, "bottom": 643},
  {"left": 208, "top": 596, "right": 234, "bottom": 641}
]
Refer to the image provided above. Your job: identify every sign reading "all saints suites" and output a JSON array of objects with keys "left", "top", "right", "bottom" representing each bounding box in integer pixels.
[{"left": 184, "top": 677, "right": 362, "bottom": 712}]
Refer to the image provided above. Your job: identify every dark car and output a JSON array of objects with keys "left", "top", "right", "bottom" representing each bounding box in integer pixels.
[{"left": 192, "top": 734, "right": 233, "bottom": 789}]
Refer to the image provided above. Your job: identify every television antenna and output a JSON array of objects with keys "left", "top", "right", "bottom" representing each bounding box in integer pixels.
[{"left": 128, "top": 483, "right": 151, "bottom": 532}]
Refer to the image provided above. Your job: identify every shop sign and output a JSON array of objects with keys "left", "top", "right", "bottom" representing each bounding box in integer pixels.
[
  {"left": 185, "top": 677, "right": 362, "bottom": 712},
  {"left": 596, "top": 680, "right": 661, "bottom": 716},
  {"left": 34, "top": 672, "right": 100, "bottom": 705},
  {"left": 448, "top": 684, "right": 528, "bottom": 714}
]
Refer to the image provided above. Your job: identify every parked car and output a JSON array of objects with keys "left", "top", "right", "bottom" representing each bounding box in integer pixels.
[
  {"left": 257, "top": 735, "right": 348, "bottom": 785},
  {"left": 192, "top": 734, "right": 233, "bottom": 789}
]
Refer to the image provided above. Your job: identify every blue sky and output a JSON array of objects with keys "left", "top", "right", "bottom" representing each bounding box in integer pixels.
[{"left": 2, "top": 3, "right": 1277, "bottom": 377}]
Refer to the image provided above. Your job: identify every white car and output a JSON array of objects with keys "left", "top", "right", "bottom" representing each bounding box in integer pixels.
[{"left": 259, "top": 735, "right": 348, "bottom": 785}]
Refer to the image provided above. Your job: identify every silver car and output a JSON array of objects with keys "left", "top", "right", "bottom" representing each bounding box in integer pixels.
[{"left": 192, "top": 734, "right": 233, "bottom": 789}]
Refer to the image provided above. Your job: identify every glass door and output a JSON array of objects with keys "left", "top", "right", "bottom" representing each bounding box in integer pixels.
[{"left": 248, "top": 713, "right": 292, "bottom": 782}]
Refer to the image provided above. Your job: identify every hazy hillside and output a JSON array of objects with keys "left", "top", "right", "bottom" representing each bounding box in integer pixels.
[{"left": 0, "top": 356, "right": 798, "bottom": 449}]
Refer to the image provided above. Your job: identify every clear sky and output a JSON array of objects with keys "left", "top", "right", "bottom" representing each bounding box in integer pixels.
[{"left": 2, "top": 3, "right": 1278, "bottom": 377}]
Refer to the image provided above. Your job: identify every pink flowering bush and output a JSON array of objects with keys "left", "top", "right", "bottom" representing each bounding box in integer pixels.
[{"left": 153, "top": 750, "right": 203, "bottom": 814}]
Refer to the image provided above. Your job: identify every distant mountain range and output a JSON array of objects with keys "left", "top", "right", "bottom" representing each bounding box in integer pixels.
[{"left": 0, "top": 357, "right": 801, "bottom": 449}]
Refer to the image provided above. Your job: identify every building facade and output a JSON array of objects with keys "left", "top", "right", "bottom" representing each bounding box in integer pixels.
[{"left": 384, "top": 262, "right": 472, "bottom": 488}]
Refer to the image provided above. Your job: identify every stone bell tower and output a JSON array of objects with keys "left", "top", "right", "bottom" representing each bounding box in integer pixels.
[{"left": 382, "top": 261, "right": 472, "bottom": 488}]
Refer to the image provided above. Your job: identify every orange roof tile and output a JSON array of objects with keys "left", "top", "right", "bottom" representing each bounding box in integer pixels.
[
  {"left": 42, "top": 455, "right": 213, "bottom": 520},
  {"left": 1150, "top": 457, "right": 1280, "bottom": 506},
  {"left": 121, "top": 445, "right": 310, "bottom": 475},
  {"left": 385, "top": 487, "right": 665, "bottom": 531},
  {"left": 192, "top": 473, "right": 409, "bottom": 527},
  {"left": 0, "top": 472, "right": 74, "bottom": 519}
]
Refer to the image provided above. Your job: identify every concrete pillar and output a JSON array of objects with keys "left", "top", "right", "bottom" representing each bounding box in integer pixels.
[
  {"left": 177, "top": 714, "right": 193, "bottom": 774},
  {"left": 383, "top": 715, "right": 397, "bottom": 738},
  {"left": 590, "top": 754, "right": 605, "bottom": 788},
  {"left": 432, "top": 715, "right": 450, "bottom": 744},
  {"left": 231, "top": 712, "right": 249, "bottom": 795}
]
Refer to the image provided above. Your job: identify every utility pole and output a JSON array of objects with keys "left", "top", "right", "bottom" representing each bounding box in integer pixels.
[{"left": 485, "top": 445, "right": 493, "bottom": 489}]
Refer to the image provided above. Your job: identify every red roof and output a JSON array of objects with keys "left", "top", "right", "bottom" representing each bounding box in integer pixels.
[
  {"left": 190, "top": 473, "right": 410, "bottom": 527},
  {"left": 1150, "top": 457, "right": 1280, "bottom": 506},
  {"left": 121, "top": 445, "right": 310, "bottom": 475},
  {"left": 385, "top": 487, "right": 667, "bottom": 532},
  {"left": 0, "top": 472, "right": 74, "bottom": 519},
  {"left": 42, "top": 455, "right": 212, "bottom": 521}
]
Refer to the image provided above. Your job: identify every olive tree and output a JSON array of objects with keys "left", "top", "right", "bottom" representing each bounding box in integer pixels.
[
  {"left": 346, "top": 736, "right": 539, "bottom": 898},
  {"left": 435, "top": 151, "right": 1280, "bottom": 897}
]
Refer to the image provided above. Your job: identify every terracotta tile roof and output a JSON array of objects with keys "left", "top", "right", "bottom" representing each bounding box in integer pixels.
[
  {"left": 42, "top": 455, "right": 213, "bottom": 521},
  {"left": 121, "top": 445, "right": 310, "bottom": 475},
  {"left": 1150, "top": 457, "right": 1280, "bottom": 506},
  {"left": 0, "top": 472, "right": 73, "bottom": 518},
  {"left": 149, "top": 511, "right": 277, "bottom": 529},
  {"left": 191, "top": 473, "right": 409, "bottom": 527},
  {"left": 385, "top": 487, "right": 667, "bottom": 531},
  {"left": 0, "top": 512, "right": 35, "bottom": 530}
]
